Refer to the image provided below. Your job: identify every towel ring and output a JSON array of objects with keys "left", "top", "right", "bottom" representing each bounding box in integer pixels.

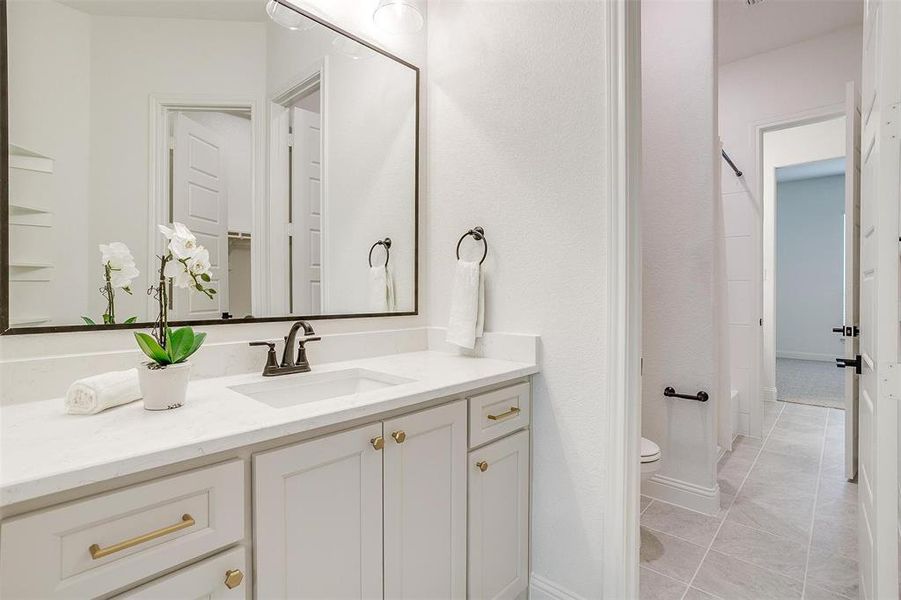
[
  {"left": 455, "top": 227, "right": 488, "bottom": 265},
  {"left": 368, "top": 238, "right": 391, "bottom": 267}
]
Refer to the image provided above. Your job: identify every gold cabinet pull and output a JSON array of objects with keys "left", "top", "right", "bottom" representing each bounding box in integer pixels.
[
  {"left": 476, "top": 461, "right": 489, "bottom": 472},
  {"left": 371, "top": 435, "right": 384, "bottom": 450},
  {"left": 487, "top": 406, "right": 521, "bottom": 421},
  {"left": 224, "top": 569, "right": 245, "bottom": 589},
  {"left": 88, "top": 514, "right": 195, "bottom": 560},
  {"left": 391, "top": 430, "right": 406, "bottom": 444}
]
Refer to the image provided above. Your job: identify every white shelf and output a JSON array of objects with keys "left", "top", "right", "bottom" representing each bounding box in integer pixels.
[
  {"left": 10, "top": 204, "right": 52, "bottom": 215},
  {"left": 9, "top": 261, "right": 54, "bottom": 269},
  {"left": 9, "top": 144, "right": 54, "bottom": 174}
]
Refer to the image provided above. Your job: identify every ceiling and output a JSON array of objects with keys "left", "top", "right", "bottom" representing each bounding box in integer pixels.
[
  {"left": 57, "top": 0, "right": 267, "bottom": 22},
  {"left": 776, "top": 157, "right": 846, "bottom": 182},
  {"left": 718, "top": 0, "right": 863, "bottom": 64}
]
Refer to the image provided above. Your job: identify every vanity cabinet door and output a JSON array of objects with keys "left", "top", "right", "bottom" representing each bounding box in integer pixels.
[
  {"left": 383, "top": 400, "right": 468, "bottom": 599},
  {"left": 253, "top": 423, "right": 383, "bottom": 600},
  {"left": 467, "top": 430, "right": 530, "bottom": 600}
]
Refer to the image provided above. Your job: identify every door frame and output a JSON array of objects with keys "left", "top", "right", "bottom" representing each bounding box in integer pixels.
[
  {"left": 602, "top": 0, "right": 643, "bottom": 598},
  {"left": 147, "top": 95, "right": 266, "bottom": 318},
  {"left": 751, "top": 104, "right": 844, "bottom": 433}
]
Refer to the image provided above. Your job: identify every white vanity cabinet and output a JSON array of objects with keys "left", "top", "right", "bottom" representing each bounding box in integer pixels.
[
  {"left": 253, "top": 400, "right": 468, "bottom": 600},
  {"left": 467, "top": 430, "right": 531, "bottom": 600},
  {"left": 0, "top": 378, "right": 532, "bottom": 600},
  {"left": 253, "top": 422, "right": 385, "bottom": 599}
]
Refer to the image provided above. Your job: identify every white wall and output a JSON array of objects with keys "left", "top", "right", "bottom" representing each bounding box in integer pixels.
[
  {"left": 427, "top": 1, "right": 606, "bottom": 596},
  {"left": 266, "top": 22, "right": 417, "bottom": 314},
  {"left": 775, "top": 174, "right": 845, "bottom": 361},
  {"left": 641, "top": 0, "right": 722, "bottom": 512},
  {"left": 7, "top": 0, "right": 92, "bottom": 326},
  {"left": 718, "top": 25, "right": 861, "bottom": 435},
  {"left": 87, "top": 15, "right": 267, "bottom": 320}
]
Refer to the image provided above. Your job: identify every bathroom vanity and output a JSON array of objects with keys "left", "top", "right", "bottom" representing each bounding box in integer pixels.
[{"left": 0, "top": 351, "right": 536, "bottom": 599}]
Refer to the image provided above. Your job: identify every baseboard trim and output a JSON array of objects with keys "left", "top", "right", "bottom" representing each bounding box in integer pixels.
[
  {"left": 642, "top": 474, "right": 720, "bottom": 516},
  {"left": 529, "top": 574, "right": 587, "bottom": 600},
  {"left": 776, "top": 351, "right": 834, "bottom": 362},
  {"left": 762, "top": 386, "right": 777, "bottom": 402}
]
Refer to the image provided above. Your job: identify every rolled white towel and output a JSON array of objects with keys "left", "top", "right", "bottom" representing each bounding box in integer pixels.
[
  {"left": 446, "top": 260, "right": 485, "bottom": 349},
  {"left": 65, "top": 369, "right": 142, "bottom": 415}
]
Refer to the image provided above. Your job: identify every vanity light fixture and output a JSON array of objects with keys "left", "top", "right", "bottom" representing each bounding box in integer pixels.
[
  {"left": 373, "top": 0, "right": 424, "bottom": 34},
  {"left": 265, "top": 0, "right": 314, "bottom": 30}
]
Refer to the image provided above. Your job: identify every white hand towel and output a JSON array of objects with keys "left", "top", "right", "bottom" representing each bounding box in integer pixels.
[
  {"left": 446, "top": 260, "right": 485, "bottom": 349},
  {"left": 369, "top": 265, "right": 396, "bottom": 312},
  {"left": 64, "top": 369, "right": 142, "bottom": 415}
]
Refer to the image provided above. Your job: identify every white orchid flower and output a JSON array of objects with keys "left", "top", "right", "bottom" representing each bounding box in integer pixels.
[
  {"left": 187, "top": 247, "right": 212, "bottom": 277},
  {"left": 158, "top": 222, "right": 199, "bottom": 260},
  {"left": 99, "top": 242, "right": 139, "bottom": 290},
  {"left": 163, "top": 257, "right": 195, "bottom": 288}
]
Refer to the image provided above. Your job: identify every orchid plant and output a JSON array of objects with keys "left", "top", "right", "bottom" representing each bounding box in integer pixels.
[
  {"left": 82, "top": 242, "right": 139, "bottom": 325},
  {"left": 134, "top": 223, "right": 215, "bottom": 368}
]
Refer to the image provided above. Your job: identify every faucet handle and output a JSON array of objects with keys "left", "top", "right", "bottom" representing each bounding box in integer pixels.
[
  {"left": 249, "top": 341, "right": 279, "bottom": 376},
  {"left": 299, "top": 336, "right": 322, "bottom": 344}
]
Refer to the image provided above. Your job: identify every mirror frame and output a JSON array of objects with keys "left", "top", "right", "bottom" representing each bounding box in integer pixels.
[{"left": 0, "top": 0, "right": 419, "bottom": 335}]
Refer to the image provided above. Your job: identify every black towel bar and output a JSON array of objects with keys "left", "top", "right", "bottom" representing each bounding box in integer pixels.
[{"left": 664, "top": 387, "right": 709, "bottom": 402}]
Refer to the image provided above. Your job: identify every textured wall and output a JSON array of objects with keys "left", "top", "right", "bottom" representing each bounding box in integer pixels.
[
  {"left": 641, "top": 0, "right": 721, "bottom": 499},
  {"left": 426, "top": 1, "right": 608, "bottom": 596}
]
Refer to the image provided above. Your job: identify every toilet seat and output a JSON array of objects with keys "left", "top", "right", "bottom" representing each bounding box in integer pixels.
[{"left": 641, "top": 437, "right": 661, "bottom": 464}]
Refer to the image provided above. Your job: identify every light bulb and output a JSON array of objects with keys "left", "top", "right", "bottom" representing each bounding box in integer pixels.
[{"left": 373, "top": 0, "right": 423, "bottom": 34}]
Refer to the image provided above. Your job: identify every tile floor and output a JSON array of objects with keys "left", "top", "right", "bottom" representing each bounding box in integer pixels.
[
  {"left": 640, "top": 401, "right": 859, "bottom": 600},
  {"left": 776, "top": 358, "right": 844, "bottom": 410}
]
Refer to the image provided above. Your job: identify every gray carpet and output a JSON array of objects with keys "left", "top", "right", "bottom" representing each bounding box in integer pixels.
[{"left": 776, "top": 357, "right": 845, "bottom": 410}]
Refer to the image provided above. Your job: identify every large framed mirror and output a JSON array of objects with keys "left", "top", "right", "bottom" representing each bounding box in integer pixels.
[{"left": 0, "top": 0, "right": 418, "bottom": 334}]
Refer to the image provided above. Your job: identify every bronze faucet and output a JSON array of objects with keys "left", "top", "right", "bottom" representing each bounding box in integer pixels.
[{"left": 250, "top": 321, "right": 321, "bottom": 376}]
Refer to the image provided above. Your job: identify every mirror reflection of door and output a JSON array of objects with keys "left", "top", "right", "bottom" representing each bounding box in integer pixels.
[
  {"left": 169, "top": 110, "right": 253, "bottom": 321},
  {"left": 289, "top": 85, "right": 324, "bottom": 314}
]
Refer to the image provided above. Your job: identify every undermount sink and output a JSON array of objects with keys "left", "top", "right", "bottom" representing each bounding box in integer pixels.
[{"left": 229, "top": 368, "right": 415, "bottom": 409}]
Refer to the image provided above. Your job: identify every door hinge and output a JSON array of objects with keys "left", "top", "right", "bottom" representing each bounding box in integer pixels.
[
  {"left": 287, "top": 133, "right": 295, "bottom": 148},
  {"left": 168, "top": 136, "right": 176, "bottom": 150},
  {"left": 759, "top": 318, "right": 763, "bottom": 327}
]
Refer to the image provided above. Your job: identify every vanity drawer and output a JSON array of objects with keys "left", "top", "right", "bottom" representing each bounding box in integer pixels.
[
  {"left": 469, "top": 382, "right": 531, "bottom": 447},
  {"left": 0, "top": 460, "right": 245, "bottom": 599},
  {"left": 114, "top": 546, "right": 248, "bottom": 599}
]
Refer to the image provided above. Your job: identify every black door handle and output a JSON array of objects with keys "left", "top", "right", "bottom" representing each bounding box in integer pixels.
[
  {"left": 832, "top": 326, "right": 845, "bottom": 334},
  {"left": 832, "top": 325, "right": 860, "bottom": 337},
  {"left": 836, "top": 355, "right": 862, "bottom": 375}
]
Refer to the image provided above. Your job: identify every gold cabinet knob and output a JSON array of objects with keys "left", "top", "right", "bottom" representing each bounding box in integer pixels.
[
  {"left": 224, "top": 569, "right": 244, "bottom": 589},
  {"left": 370, "top": 436, "right": 384, "bottom": 450},
  {"left": 392, "top": 430, "right": 406, "bottom": 444},
  {"left": 476, "top": 461, "right": 488, "bottom": 472}
]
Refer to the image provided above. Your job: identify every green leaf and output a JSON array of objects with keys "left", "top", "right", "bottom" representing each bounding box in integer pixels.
[
  {"left": 208, "top": 288, "right": 217, "bottom": 294},
  {"left": 195, "top": 283, "right": 204, "bottom": 291},
  {"left": 124, "top": 316, "right": 137, "bottom": 324},
  {"left": 102, "top": 313, "right": 112, "bottom": 325},
  {"left": 200, "top": 273, "right": 211, "bottom": 282},
  {"left": 183, "top": 331, "right": 207, "bottom": 361},
  {"left": 81, "top": 316, "right": 96, "bottom": 325},
  {"left": 166, "top": 326, "right": 196, "bottom": 364},
  {"left": 135, "top": 332, "right": 170, "bottom": 364}
]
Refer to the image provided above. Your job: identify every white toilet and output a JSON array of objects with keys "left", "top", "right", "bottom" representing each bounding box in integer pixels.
[{"left": 641, "top": 437, "right": 662, "bottom": 481}]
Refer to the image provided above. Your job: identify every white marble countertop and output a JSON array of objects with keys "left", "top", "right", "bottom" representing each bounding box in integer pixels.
[{"left": 0, "top": 351, "right": 537, "bottom": 508}]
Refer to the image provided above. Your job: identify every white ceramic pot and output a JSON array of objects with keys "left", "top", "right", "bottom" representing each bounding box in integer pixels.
[{"left": 138, "top": 361, "right": 192, "bottom": 411}]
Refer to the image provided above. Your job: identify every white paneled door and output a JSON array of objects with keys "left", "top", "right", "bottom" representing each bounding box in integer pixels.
[
  {"left": 253, "top": 423, "right": 384, "bottom": 600},
  {"left": 858, "top": 1, "right": 900, "bottom": 598},
  {"left": 842, "top": 80, "right": 861, "bottom": 481},
  {"left": 384, "top": 400, "right": 468, "bottom": 600},
  {"left": 171, "top": 112, "right": 228, "bottom": 320},
  {"left": 290, "top": 106, "right": 323, "bottom": 314}
]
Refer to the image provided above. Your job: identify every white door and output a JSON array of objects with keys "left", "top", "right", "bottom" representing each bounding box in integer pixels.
[
  {"left": 384, "top": 401, "right": 468, "bottom": 600},
  {"left": 858, "top": 1, "right": 901, "bottom": 597},
  {"left": 171, "top": 112, "right": 229, "bottom": 320},
  {"left": 253, "top": 423, "right": 384, "bottom": 600},
  {"left": 114, "top": 547, "right": 247, "bottom": 599},
  {"left": 468, "top": 430, "right": 530, "bottom": 600},
  {"left": 290, "top": 106, "right": 323, "bottom": 314},
  {"left": 268, "top": 103, "right": 291, "bottom": 315},
  {"left": 842, "top": 81, "right": 862, "bottom": 481}
]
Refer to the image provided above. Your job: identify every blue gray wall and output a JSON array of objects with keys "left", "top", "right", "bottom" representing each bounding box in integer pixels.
[{"left": 775, "top": 174, "right": 845, "bottom": 361}]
